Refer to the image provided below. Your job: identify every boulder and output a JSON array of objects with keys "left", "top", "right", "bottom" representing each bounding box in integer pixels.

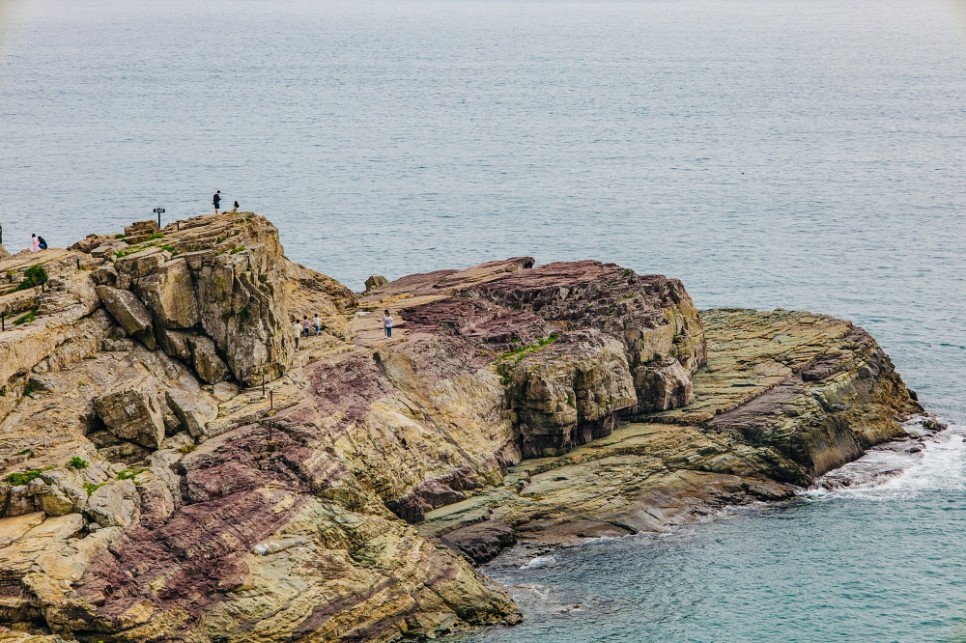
[
  {"left": 633, "top": 358, "right": 694, "bottom": 413},
  {"left": 165, "top": 388, "right": 218, "bottom": 438},
  {"left": 365, "top": 274, "right": 388, "bottom": 291},
  {"left": 440, "top": 522, "right": 516, "bottom": 565},
  {"left": 33, "top": 471, "right": 88, "bottom": 517},
  {"left": 93, "top": 387, "right": 165, "bottom": 449},
  {"left": 95, "top": 286, "right": 156, "bottom": 349},
  {"left": 89, "top": 264, "right": 118, "bottom": 287},
  {"left": 85, "top": 480, "right": 139, "bottom": 528}
]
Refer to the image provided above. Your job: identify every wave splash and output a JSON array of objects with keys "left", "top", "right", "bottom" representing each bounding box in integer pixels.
[{"left": 808, "top": 417, "right": 966, "bottom": 500}]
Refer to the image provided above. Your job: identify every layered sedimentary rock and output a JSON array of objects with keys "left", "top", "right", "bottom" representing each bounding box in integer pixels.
[
  {"left": 0, "top": 213, "right": 925, "bottom": 642},
  {"left": 421, "top": 309, "right": 924, "bottom": 561}
]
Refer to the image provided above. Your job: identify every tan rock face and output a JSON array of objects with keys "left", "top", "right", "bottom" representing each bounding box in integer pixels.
[
  {"left": 86, "top": 213, "right": 300, "bottom": 387},
  {"left": 135, "top": 257, "right": 198, "bottom": 329},
  {"left": 0, "top": 214, "right": 925, "bottom": 643}
]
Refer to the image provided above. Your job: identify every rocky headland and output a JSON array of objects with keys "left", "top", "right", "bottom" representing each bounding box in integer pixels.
[{"left": 0, "top": 213, "right": 926, "bottom": 642}]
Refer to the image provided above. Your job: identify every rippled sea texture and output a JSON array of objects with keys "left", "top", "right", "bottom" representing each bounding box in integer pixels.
[{"left": 1, "top": 1, "right": 965, "bottom": 641}]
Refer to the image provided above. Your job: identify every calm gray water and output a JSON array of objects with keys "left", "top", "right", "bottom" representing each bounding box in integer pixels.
[{"left": 2, "top": 1, "right": 965, "bottom": 640}]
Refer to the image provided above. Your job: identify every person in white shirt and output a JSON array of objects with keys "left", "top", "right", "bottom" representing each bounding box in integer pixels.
[{"left": 383, "top": 310, "right": 393, "bottom": 338}]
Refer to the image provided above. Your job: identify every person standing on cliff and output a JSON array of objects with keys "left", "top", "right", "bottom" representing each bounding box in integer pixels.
[
  {"left": 293, "top": 319, "right": 302, "bottom": 350},
  {"left": 31, "top": 234, "right": 40, "bottom": 253},
  {"left": 213, "top": 190, "right": 221, "bottom": 215},
  {"left": 383, "top": 309, "right": 393, "bottom": 339}
]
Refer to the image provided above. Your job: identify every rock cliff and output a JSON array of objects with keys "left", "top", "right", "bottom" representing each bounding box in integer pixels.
[{"left": 0, "top": 213, "right": 924, "bottom": 642}]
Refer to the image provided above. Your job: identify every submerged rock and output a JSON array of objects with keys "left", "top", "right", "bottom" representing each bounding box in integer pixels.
[{"left": 0, "top": 212, "right": 924, "bottom": 642}]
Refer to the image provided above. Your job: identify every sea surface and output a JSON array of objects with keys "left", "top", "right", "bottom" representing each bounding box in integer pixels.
[{"left": 1, "top": 1, "right": 965, "bottom": 641}]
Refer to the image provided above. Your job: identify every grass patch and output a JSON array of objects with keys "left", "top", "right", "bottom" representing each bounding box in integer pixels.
[
  {"left": 114, "top": 247, "right": 141, "bottom": 259},
  {"left": 229, "top": 245, "right": 246, "bottom": 255},
  {"left": 83, "top": 481, "right": 107, "bottom": 495},
  {"left": 148, "top": 232, "right": 164, "bottom": 240},
  {"left": 16, "top": 448, "right": 33, "bottom": 457},
  {"left": 115, "top": 233, "right": 125, "bottom": 239},
  {"left": 68, "top": 456, "right": 89, "bottom": 470},
  {"left": 499, "top": 333, "right": 559, "bottom": 366},
  {"left": 5, "top": 467, "right": 52, "bottom": 486},
  {"left": 13, "top": 308, "right": 38, "bottom": 326},
  {"left": 178, "top": 443, "right": 197, "bottom": 454},
  {"left": 117, "top": 467, "right": 145, "bottom": 480}
]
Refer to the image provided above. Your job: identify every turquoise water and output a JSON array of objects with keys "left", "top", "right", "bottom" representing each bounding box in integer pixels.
[
  {"left": 461, "top": 423, "right": 966, "bottom": 642},
  {"left": 1, "top": 1, "right": 965, "bottom": 640}
]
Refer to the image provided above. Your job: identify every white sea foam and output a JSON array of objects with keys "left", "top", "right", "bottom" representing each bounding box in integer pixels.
[
  {"left": 519, "top": 554, "right": 557, "bottom": 570},
  {"left": 808, "top": 418, "right": 966, "bottom": 500}
]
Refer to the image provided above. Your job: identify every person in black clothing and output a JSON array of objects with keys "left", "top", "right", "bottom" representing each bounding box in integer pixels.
[
  {"left": 232, "top": 200, "right": 239, "bottom": 212},
  {"left": 213, "top": 190, "right": 221, "bottom": 214}
]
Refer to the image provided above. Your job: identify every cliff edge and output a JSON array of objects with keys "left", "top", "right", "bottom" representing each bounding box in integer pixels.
[{"left": 0, "top": 213, "right": 923, "bottom": 642}]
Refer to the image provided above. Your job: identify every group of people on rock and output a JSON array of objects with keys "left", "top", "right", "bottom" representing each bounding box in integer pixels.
[
  {"left": 291, "top": 310, "right": 394, "bottom": 350},
  {"left": 293, "top": 314, "right": 323, "bottom": 349},
  {"left": 212, "top": 190, "right": 240, "bottom": 215}
]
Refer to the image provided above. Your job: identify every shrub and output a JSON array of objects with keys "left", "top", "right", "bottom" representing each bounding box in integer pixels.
[
  {"left": 5, "top": 469, "right": 46, "bottom": 486},
  {"left": 68, "top": 456, "right": 89, "bottom": 469},
  {"left": 16, "top": 265, "right": 48, "bottom": 291}
]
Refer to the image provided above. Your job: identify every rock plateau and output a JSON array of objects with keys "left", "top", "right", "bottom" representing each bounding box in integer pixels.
[{"left": 0, "top": 213, "right": 924, "bottom": 642}]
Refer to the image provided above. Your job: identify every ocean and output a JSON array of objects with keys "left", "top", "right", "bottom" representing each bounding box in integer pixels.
[{"left": 1, "top": 1, "right": 964, "bottom": 640}]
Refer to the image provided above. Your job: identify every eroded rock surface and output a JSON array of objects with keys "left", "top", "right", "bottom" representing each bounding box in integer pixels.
[
  {"left": 420, "top": 309, "right": 923, "bottom": 560},
  {"left": 0, "top": 213, "right": 924, "bottom": 642}
]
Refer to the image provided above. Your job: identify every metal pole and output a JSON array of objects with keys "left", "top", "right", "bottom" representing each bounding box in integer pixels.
[
  {"left": 1, "top": 313, "right": 4, "bottom": 332},
  {"left": 261, "top": 372, "right": 266, "bottom": 398},
  {"left": 269, "top": 390, "right": 274, "bottom": 412}
]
